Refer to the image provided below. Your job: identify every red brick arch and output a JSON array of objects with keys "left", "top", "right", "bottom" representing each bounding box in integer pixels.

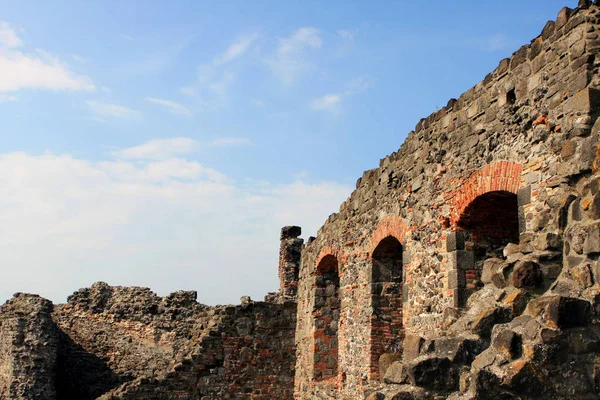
[
  {"left": 368, "top": 215, "right": 407, "bottom": 253},
  {"left": 450, "top": 161, "right": 522, "bottom": 227},
  {"left": 315, "top": 245, "right": 341, "bottom": 272}
]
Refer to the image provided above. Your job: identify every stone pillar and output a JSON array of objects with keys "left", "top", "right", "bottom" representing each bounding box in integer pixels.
[
  {"left": 279, "top": 226, "right": 303, "bottom": 300},
  {"left": 446, "top": 231, "right": 474, "bottom": 308},
  {"left": 0, "top": 294, "right": 58, "bottom": 400}
]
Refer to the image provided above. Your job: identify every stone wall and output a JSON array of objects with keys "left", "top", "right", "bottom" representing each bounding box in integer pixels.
[
  {"left": 49, "top": 282, "right": 297, "bottom": 400},
  {"left": 97, "top": 299, "right": 297, "bottom": 400},
  {"left": 0, "top": 294, "right": 58, "bottom": 400},
  {"left": 294, "top": 2, "right": 600, "bottom": 398}
]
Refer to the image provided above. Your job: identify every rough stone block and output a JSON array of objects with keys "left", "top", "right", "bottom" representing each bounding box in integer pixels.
[
  {"left": 280, "top": 226, "right": 301, "bottom": 239},
  {"left": 471, "top": 306, "right": 512, "bottom": 337},
  {"left": 584, "top": 222, "right": 600, "bottom": 254},
  {"left": 452, "top": 250, "right": 474, "bottom": 271},
  {"left": 570, "top": 88, "right": 600, "bottom": 115},
  {"left": 407, "top": 355, "right": 459, "bottom": 391},
  {"left": 403, "top": 334, "right": 425, "bottom": 362},
  {"left": 518, "top": 186, "right": 531, "bottom": 206},
  {"left": 379, "top": 354, "right": 403, "bottom": 383},
  {"left": 383, "top": 360, "right": 408, "bottom": 384},
  {"left": 555, "top": 7, "right": 573, "bottom": 31},
  {"left": 446, "top": 231, "right": 465, "bottom": 252},
  {"left": 512, "top": 260, "right": 543, "bottom": 288},
  {"left": 492, "top": 329, "right": 522, "bottom": 360},
  {"left": 526, "top": 295, "right": 591, "bottom": 328}
]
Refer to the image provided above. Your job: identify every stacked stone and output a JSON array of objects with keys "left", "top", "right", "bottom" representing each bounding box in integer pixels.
[{"left": 278, "top": 226, "right": 303, "bottom": 300}]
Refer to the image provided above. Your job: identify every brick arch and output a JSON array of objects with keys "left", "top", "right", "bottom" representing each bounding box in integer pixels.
[
  {"left": 368, "top": 215, "right": 407, "bottom": 253},
  {"left": 315, "top": 245, "right": 341, "bottom": 273},
  {"left": 450, "top": 161, "right": 522, "bottom": 228}
]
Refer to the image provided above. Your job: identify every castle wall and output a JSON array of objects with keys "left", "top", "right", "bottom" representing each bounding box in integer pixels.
[
  {"left": 0, "top": 294, "right": 58, "bottom": 400},
  {"left": 48, "top": 282, "right": 297, "bottom": 399},
  {"left": 294, "top": 3, "right": 600, "bottom": 398}
]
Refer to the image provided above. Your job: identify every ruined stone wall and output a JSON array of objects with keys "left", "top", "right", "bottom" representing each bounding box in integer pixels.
[
  {"left": 49, "top": 282, "right": 297, "bottom": 400},
  {"left": 0, "top": 294, "right": 58, "bottom": 400},
  {"left": 52, "top": 282, "right": 220, "bottom": 399},
  {"left": 295, "top": 2, "right": 600, "bottom": 398},
  {"left": 97, "top": 299, "right": 297, "bottom": 400}
]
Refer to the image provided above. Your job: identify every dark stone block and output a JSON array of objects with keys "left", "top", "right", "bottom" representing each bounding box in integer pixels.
[
  {"left": 407, "top": 355, "right": 459, "bottom": 390},
  {"left": 446, "top": 231, "right": 465, "bottom": 252},
  {"left": 518, "top": 186, "right": 531, "bottom": 206},
  {"left": 280, "top": 226, "right": 301, "bottom": 239},
  {"left": 512, "top": 260, "right": 543, "bottom": 288},
  {"left": 527, "top": 296, "right": 591, "bottom": 328},
  {"left": 453, "top": 250, "right": 474, "bottom": 271}
]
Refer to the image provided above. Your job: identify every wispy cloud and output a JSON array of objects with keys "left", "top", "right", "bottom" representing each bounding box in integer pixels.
[
  {"left": 310, "top": 94, "right": 342, "bottom": 114},
  {"left": 0, "top": 22, "right": 94, "bottom": 93},
  {"left": 112, "top": 137, "right": 200, "bottom": 160},
  {"left": 112, "top": 137, "right": 252, "bottom": 160},
  {"left": 87, "top": 101, "right": 142, "bottom": 120},
  {"left": 0, "top": 94, "right": 17, "bottom": 103},
  {"left": 213, "top": 33, "right": 261, "bottom": 66},
  {"left": 181, "top": 33, "right": 260, "bottom": 104},
  {"left": 266, "top": 27, "right": 322, "bottom": 85},
  {"left": 309, "top": 76, "right": 374, "bottom": 115},
  {"left": 0, "top": 22, "right": 22, "bottom": 48},
  {"left": 144, "top": 97, "right": 192, "bottom": 117}
]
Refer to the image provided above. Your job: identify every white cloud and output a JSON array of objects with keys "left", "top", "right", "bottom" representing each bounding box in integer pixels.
[
  {"left": 266, "top": 27, "right": 322, "bottom": 85},
  {"left": 112, "top": 137, "right": 200, "bottom": 160},
  {"left": 0, "top": 22, "right": 22, "bottom": 48},
  {"left": 0, "top": 147, "right": 351, "bottom": 305},
  {"left": 0, "top": 22, "right": 94, "bottom": 93},
  {"left": 213, "top": 33, "right": 260, "bottom": 66},
  {"left": 309, "top": 76, "right": 374, "bottom": 115},
  {"left": 337, "top": 30, "right": 356, "bottom": 41},
  {"left": 145, "top": 97, "right": 192, "bottom": 117},
  {"left": 310, "top": 94, "right": 342, "bottom": 114},
  {"left": 0, "top": 94, "right": 17, "bottom": 103},
  {"left": 87, "top": 101, "right": 142, "bottom": 120},
  {"left": 181, "top": 33, "right": 260, "bottom": 103}
]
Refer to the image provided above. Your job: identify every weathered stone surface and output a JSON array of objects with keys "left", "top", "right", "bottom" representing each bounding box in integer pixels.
[
  {"left": 511, "top": 260, "right": 543, "bottom": 288},
  {"left": 407, "top": 355, "right": 459, "bottom": 391},
  {"left": 0, "top": 294, "right": 58, "bottom": 400},
  {"left": 380, "top": 354, "right": 403, "bottom": 383},
  {"left": 383, "top": 361, "right": 409, "bottom": 384},
  {"left": 471, "top": 307, "right": 512, "bottom": 337},
  {"left": 526, "top": 295, "right": 591, "bottom": 328}
]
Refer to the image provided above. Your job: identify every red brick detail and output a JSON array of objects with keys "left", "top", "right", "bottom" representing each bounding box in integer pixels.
[
  {"left": 315, "top": 245, "right": 341, "bottom": 272},
  {"left": 368, "top": 216, "right": 407, "bottom": 252},
  {"left": 450, "top": 161, "right": 522, "bottom": 227}
]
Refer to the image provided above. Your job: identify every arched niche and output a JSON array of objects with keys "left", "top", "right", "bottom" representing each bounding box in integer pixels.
[
  {"left": 370, "top": 236, "right": 404, "bottom": 379},
  {"left": 312, "top": 254, "right": 340, "bottom": 381}
]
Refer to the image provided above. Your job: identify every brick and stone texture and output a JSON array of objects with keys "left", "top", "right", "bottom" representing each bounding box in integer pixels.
[
  {"left": 50, "top": 283, "right": 297, "bottom": 400},
  {"left": 3, "top": 2, "right": 600, "bottom": 400},
  {"left": 294, "top": 2, "right": 600, "bottom": 398}
]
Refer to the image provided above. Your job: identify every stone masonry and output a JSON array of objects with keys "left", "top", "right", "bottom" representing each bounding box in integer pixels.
[{"left": 2, "top": 2, "right": 600, "bottom": 399}]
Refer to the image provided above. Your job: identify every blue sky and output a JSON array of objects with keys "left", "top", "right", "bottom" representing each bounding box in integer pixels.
[{"left": 0, "top": 0, "right": 577, "bottom": 304}]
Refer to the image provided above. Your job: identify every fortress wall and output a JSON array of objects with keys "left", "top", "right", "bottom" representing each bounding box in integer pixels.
[
  {"left": 95, "top": 299, "right": 297, "bottom": 400},
  {"left": 0, "top": 294, "right": 58, "bottom": 400},
  {"left": 295, "top": 3, "right": 600, "bottom": 398},
  {"left": 44, "top": 282, "right": 297, "bottom": 400}
]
